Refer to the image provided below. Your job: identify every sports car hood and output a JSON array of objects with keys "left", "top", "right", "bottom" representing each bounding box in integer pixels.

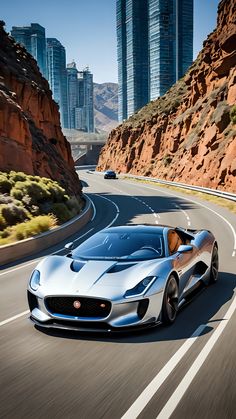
[{"left": 34, "top": 255, "right": 169, "bottom": 299}]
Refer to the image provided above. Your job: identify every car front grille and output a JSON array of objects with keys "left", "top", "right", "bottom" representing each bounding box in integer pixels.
[{"left": 45, "top": 296, "right": 111, "bottom": 318}]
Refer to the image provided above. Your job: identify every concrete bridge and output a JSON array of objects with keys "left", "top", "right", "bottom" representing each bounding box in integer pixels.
[{"left": 63, "top": 129, "right": 108, "bottom": 165}]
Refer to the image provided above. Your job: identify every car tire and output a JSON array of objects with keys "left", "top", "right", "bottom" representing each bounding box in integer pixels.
[
  {"left": 209, "top": 244, "right": 219, "bottom": 284},
  {"left": 161, "top": 275, "right": 179, "bottom": 325}
]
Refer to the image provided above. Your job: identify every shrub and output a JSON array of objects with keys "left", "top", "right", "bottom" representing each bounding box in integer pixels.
[
  {"left": 0, "top": 175, "right": 12, "bottom": 193},
  {"left": 9, "top": 171, "right": 27, "bottom": 182},
  {"left": 10, "top": 180, "right": 50, "bottom": 204},
  {"left": 51, "top": 203, "right": 72, "bottom": 223},
  {"left": 0, "top": 215, "right": 57, "bottom": 244},
  {"left": 0, "top": 213, "right": 7, "bottom": 231},
  {"left": 230, "top": 105, "right": 236, "bottom": 124},
  {"left": 1, "top": 204, "right": 30, "bottom": 226}
]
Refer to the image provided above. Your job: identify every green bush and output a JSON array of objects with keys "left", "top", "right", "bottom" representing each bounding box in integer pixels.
[
  {"left": 10, "top": 180, "right": 50, "bottom": 204},
  {"left": 0, "top": 215, "right": 57, "bottom": 244},
  {"left": 1, "top": 204, "right": 30, "bottom": 226},
  {"left": 0, "top": 213, "right": 7, "bottom": 231},
  {"left": 0, "top": 175, "right": 12, "bottom": 193},
  {"left": 51, "top": 203, "right": 72, "bottom": 223},
  {"left": 230, "top": 105, "right": 236, "bottom": 124},
  {"left": 9, "top": 171, "right": 27, "bottom": 182}
]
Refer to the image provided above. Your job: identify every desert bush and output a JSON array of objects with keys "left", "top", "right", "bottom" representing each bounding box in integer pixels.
[
  {"left": 66, "top": 196, "right": 83, "bottom": 214},
  {"left": 1, "top": 204, "right": 30, "bottom": 226},
  {"left": 230, "top": 105, "right": 236, "bottom": 124},
  {"left": 0, "top": 194, "right": 13, "bottom": 204},
  {"left": 0, "top": 175, "right": 12, "bottom": 193},
  {"left": 51, "top": 203, "right": 72, "bottom": 223},
  {"left": 0, "top": 215, "right": 57, "bottom": 244},
  {"left": 0, "top": 213, "right": 7, "bottom": 231},
  {"left": 10, "top": 180, "right": 50, "bottom": 204},
  {"left": 9, "top": 171, "right": 27, "bottom": 182}
]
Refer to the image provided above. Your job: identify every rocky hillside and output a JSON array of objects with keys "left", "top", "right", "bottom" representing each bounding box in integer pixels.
[
  {"left": 0, "top": 21, "right": 81, "bottom": 197},
  {"left": 97, "top": 0, "right": 236, "bottom": 192},
  {"left": 94, "top": 82, "right": 118, "bottom": 132}
]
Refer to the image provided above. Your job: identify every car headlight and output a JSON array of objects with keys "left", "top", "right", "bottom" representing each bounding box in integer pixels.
[
  {"left": 29, "top": 270, "right": 41, "bottom": 291},
  {"left": 124, "top": 276, "right": 156, "bottom": 298}
]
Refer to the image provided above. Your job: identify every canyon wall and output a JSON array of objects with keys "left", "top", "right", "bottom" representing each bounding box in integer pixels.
[
  {"left": 97, "top": 0, "right": 236, "bottom": 192},
  {"left": 0, "top": 22, "right": 81, "bottom": 196}
]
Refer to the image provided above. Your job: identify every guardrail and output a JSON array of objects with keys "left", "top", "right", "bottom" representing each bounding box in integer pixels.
[
  {"left": 0, "top": 198, "right": 92, "bottom": 266},
  {"left": 122, "top": 174, "right": 236, "bottom": 202},
  {"left": 90, "top": 167, "right": 236, "bottom": 203}
]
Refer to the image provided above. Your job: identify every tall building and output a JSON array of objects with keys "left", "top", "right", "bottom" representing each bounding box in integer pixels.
[
  {"left": 11, "top": 23, "right": 47, "bottom": 79},
  {"left": 77, "top": 68, "right": 94, "bottom": 133},
  {"left": 67, "top": 62, "right": 94, "bottom": 132},
  {"left": 67, "top": 61, "right": 78, "bottom": 129},
  {"left": 46, "top": 38, "right": 68, "bottom": 128},
  {"left": 117, "top": 0, "right": 193, "bottom": 121}
]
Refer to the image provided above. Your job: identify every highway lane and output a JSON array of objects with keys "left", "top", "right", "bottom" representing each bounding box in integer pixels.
[{"left": 0, "top": 169, "right": 236, "bottom": 419}]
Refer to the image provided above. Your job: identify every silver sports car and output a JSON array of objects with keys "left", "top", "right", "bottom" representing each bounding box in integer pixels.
[{"left": 28, "top": 225, "right": 218, "bottom": 332}]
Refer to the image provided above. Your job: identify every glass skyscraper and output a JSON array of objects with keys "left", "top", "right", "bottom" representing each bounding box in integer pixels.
[
  {"left": 46, "top": 38, "right": 69, "bottom": 128},
  {"left": 11, "top": 23, "right": 47, "bottom": 79},
  {"left": 67, "top": 62, "right": 94, "bottom": 132},
  {"left": 117, "top": 0, "right": 193, "bottom": 121}
]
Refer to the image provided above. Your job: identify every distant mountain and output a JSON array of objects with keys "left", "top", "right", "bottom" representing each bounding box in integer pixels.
[{"left": 93, "top": 82, "right": 118, "bottom": 133}]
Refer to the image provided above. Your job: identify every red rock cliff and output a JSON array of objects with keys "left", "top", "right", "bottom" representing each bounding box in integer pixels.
[
  {"left": 97, "top": 0, "right": 236, "bottom": 192},
  {"left": 0, "top": 22, "right": 81, "bottom": 196}
]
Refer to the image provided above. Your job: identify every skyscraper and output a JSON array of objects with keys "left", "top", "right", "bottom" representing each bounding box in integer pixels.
[
  {"left": 117, "top": 0, "right": 193, "bottom": 121},
  {"left": 67, "top": 62, "right": 94, "bottom": 132},
  {"left": 46, "top": 38, "right": 68, "bottom": 128},
  {"left": 78, "top": 68, "right": 94, "bottom": 133},
  {"left": 11, "top": 23, "right": 47, "bottom": 79},
  {"left": 67, "top": 61, "right": 78, "bottom": 129}
]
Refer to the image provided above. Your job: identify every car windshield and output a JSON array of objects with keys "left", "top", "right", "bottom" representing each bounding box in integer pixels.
[{"left": 72, "top": 231, "right": 165, "bottom": 260}]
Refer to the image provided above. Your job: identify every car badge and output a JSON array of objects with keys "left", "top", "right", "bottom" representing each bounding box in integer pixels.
[{"left": 73, "top": 300, "right": 81, "bottom": 309}]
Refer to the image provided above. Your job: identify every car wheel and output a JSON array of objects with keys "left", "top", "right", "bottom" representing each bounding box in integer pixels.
[
  {"left": 209, "top": 244, "right": 219, "bottom": 284},
  {"left": 161, "top": 275, "right": 179, "bottom": 325}
]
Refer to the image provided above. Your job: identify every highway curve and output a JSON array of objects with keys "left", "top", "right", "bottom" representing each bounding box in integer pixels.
[{"left": 0, "top": 168, "right": 236, "bottom": 419}]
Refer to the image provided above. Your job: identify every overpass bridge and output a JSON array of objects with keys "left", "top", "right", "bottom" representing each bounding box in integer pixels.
[{"left": 63, "top": 129, "right": 108, "bottom": 165}]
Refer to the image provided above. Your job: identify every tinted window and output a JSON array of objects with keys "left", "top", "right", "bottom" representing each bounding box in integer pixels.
[{"left": 72, "top": 231, "right": 164, "bottom": 260}]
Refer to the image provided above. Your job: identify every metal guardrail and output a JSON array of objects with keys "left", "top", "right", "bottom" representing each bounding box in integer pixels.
[
  {"left": 122, "top": 173, "right": 236, "bottom": 202},
  {"left": 87, "top": 167, "right": 236, "bottom": 203}
]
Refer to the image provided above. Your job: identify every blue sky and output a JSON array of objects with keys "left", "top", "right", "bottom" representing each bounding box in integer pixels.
[{"left": 2, "top": 0, "right": 220, "bottom": 84}]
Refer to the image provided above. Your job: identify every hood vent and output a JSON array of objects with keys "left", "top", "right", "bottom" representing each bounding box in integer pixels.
[
  {"left": 70, "top": 260, "right": 86, "bottom": 272},
  {"left": 107, "top": 263, "right": 136, "bottom": 273}
]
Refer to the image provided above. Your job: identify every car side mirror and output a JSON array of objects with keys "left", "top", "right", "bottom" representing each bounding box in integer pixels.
[
  {"left": 177, "top": 245, "right": 193, "bottom": 253},
  {"left": 64, "top": 242, "right": 74, "bottom": 251}
]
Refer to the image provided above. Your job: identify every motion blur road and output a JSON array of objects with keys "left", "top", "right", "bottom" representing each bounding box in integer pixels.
[{"left": 1, "top": 169, "right": 236, "bottom": 419}]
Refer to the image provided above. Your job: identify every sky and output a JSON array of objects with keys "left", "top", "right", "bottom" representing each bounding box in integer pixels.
[{"left": 2, "top": 0, "right": 220, "bottom": 84}]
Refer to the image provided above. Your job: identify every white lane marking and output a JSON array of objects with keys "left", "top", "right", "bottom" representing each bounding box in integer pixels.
[
  {"left": 0, "top": 259, "right": 40, "bottom": 277},
  {"left": 94, "top": 194, "right": 120, "bottom": 228},
  {"left": 157, "top": 293, "right": 236, "bottom": 419},
  {"left": 175, "top": 204, "right": 191, "bottom": 228},
  {"left": 121, "top": 324, "right": 206, "bottom": 419},
  {"left": 126, "top": 181, "right": 236, "bottom": 257},
  {"left": 84, "top": 193, "right": 96, "bottom": 221},
  {"left": 0, "top": 310, "right": 30, "bottom": 327}
]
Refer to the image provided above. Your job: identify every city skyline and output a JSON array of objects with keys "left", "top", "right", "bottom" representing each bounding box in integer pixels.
[
  {"left": 117, "top": 0, "right": 194, "bottom": 121},
  {"left": 3, "top": 0, "right": 220, "bottom": 84}
]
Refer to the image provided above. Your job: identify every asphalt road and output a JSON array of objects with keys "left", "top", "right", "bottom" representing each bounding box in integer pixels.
[{"left": 1, "top": 169, "right": 236, "bottom": 419}]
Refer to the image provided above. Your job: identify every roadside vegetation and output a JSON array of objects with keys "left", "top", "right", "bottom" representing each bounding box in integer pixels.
[
  {"left": 123, "top": 177, "right": 236, "bottom": 215},
  {"left": 0, "top": 171, "right": 83, "bottom": 245}
]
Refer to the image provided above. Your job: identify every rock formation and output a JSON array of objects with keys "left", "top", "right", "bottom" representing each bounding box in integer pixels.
[
  {"left": 0, "top": 22, "right": 81, "bottom": 196},
  {"left": 97, "top": 0, "right": 236, "bottom": 192}
]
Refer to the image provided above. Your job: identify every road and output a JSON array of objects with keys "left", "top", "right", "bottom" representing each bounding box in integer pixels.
[{"left": 1, "top": 168, "right": 236, "bottom": 419}]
